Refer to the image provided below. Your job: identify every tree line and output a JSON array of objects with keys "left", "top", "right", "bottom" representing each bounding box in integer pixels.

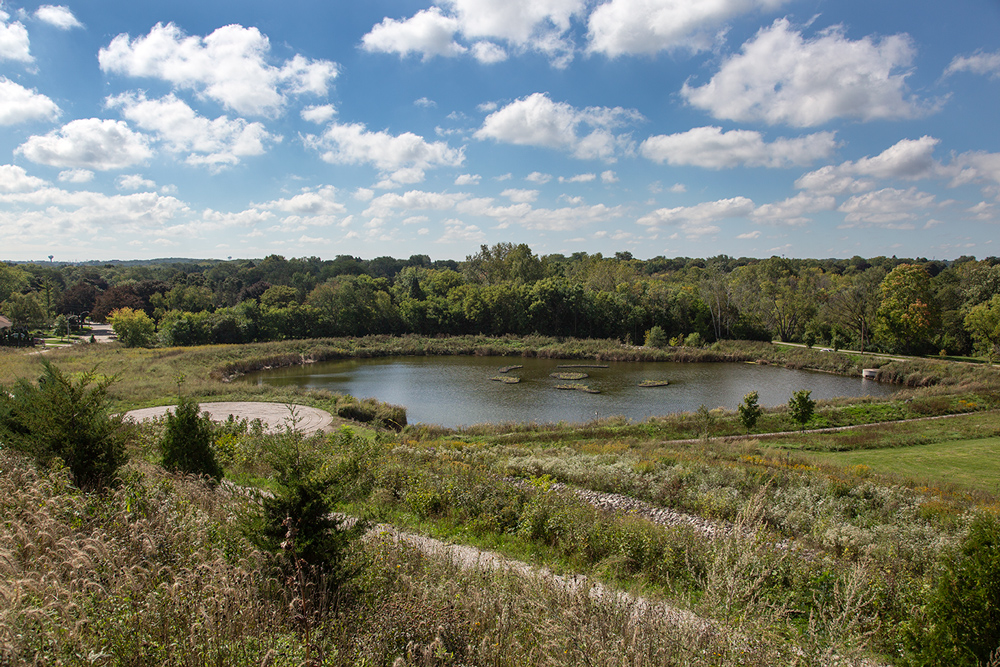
[{"left": 4, "top": 244, "right": 1000, "bottom": 358}]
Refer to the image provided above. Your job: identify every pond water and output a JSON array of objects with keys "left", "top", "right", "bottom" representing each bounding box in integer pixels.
[{"left": 252, "top": 356, "right": 900, "bottom": 428}]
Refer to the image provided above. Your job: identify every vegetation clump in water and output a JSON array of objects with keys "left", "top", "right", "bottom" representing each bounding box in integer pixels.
[
  {"left": 554, "top": 383, "right": 600, "bottom": 394},
  {"left": 490, "top": 376, "right": 520, "bottom": 384},
  {"left": 550, "top": 372, "right": 588, "bottom": 380},
  {"left": 638, "top": 380, "right": 669, "bottom": 387}
]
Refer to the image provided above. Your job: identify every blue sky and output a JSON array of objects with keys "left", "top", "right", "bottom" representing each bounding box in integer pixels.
[{"left": 1, "top": 0, "right": 999, "bottom": 262}]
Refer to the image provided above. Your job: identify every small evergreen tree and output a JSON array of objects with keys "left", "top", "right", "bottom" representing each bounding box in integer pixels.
[
  {"left": 738, "top": 390, "right": 762, "bottom": 433},
  {"left": 906, "top": 512, "right": 1000, "bottom": 666},
  {"left": 0, "top": 360, "right": 127, "bottom": 490},
  {"left": 245, "top": 426, "right": 362, "bottom": 587},
  {"left": 695, "top": 404, "right": 715, "bottom": 441},
  {"left": 160, "top": 395, "right": 223, "bottom": 481},
  {"left": 788, "top": 389, "right": 815, "bottom": 430},
  {"left": 644, "top": 325, "right": 668, "bottom": 348},
  {"left": 53, "top": 314, "right": 69, "bottom": 337}
]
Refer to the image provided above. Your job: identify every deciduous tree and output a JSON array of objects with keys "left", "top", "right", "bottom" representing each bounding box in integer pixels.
[
  {"left": 876, "top": 264, "right": 936, "bottom": 354},
  {"left": 107, "top": 307, "right": 156, "bottom": 347}
]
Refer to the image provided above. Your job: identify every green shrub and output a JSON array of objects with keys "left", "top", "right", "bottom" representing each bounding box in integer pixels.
[
  {"left": 644, "top": 325, "right": 668, "bottom": 348},
  {"left": 107, "top": 307, "right": 155, "bottom": 347},
  {"left": 337, "top": 397, "right": 407, "bottom": 430},
  {"left": 0, "top": 360, "right": 127, "bottom": 490},
  {"left": 905, "top": 512, "right": 1000, "bottom": 666},
  {"left": 738, "top": 390, "right": 762, "bottom": 433},
  {"left": 53, "top": 314, "right": 69, "bottom": 337},
  {"left": 160, "top": 396, "right": 223, "bottom": 481},
  {"left": 788, "top": 389, "right": 815, "bottom": 430},
  {"left": 245, "top": 428, "right": 361, "bottom": 586}
]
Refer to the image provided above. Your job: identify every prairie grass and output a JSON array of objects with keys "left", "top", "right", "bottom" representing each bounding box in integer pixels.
[
  {"left": 1, "top": 439, "right": 882, "bottom": 666},
  {"left": 351, "top": 435, "right": 983, "bottom": 662},
  {"left": 3, "top": 337, "right": 999, "bottom": 665}
]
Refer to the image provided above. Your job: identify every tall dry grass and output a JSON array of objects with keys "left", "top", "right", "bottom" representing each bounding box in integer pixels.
[{"left": 0, "top": 451, "right": 309, "bottom": 665}]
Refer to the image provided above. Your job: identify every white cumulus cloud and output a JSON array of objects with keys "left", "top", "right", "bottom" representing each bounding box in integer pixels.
[
  {"left": 0, "top": 10, "right": 32, "bottom": 63},
  {"left": 559, "top": 173, "right": 596, "bottom": 183},
  {"left": 116, "top": 174, "right": 156, "bottom": 191},
  {"left": 682, "top": 19, "right": 931, "bottom": 127},
  {"left": 363, "top": 190, "right": 470, "bottom": 218},
  {"left": 58, "top": 169, "right": 94, "bottom": 183},
  {"left": 304, "top": 121, "right": 464, "bottom": 187},
  {"left": 0, "top": 188, "right": 190, "bottom": 239},
  {"left": 796, "top": 137, "right": 946, "bottom": 195},
  {"left": 0, "top": 164, "right": 48, "bottom": 193},
  {"left": 502, "top": 188, "right": 539, "bottom": 203},
  {"left": 362, "top": 0, "right": 586, "bottom": 68},
  {"left": 99, "top": 22, "right": 338, "bottom": 117},
  {"left": 641, "top": 126, "right": 837, "bottom": 169},
  {"left": 837, "top": 187, "right": 936, "bottom": 228},
  {"left": 475, "top": 92, "right": 642, "bottom": 161},
  {"left": 108, "top": 93, "right": 277, "bottom": 169},
  {"left": 35, "top": 5, "right": 82, "bottom": 30},
  {"left": 301, "top": 104, "right": 336, "bottom": 124},
  {"left": 637, "top": 196, "right": 755, "bottom": 227},
  {"left": 363, "top": 8, "right": 467, "bottom": 60},
  {"left": 587, "top": 0, "right": 790, "bottom": 57},
  {"left": 258, "top": 185, "right": 345, "bottom": 217},
  {"left": 751, "top": 192, "right": 835, "bottom": 225},
  {"left": 946, "top": 50, "right": 1000, "bottom": 79},
  {"left": 17, "top": 118, "right": 153, "bottom": 170},
  {"left": 437, "top": 219, "right": 486, "bottom": 243},
  {"left": 472, "top": 41, "right": 507, "bottom": 63},
  {"left": 0, "top": 77, "right": 60, "bottom": 124}
]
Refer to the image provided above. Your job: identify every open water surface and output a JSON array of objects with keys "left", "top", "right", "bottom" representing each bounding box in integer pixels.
[{"left": 253, "top": 356, "right": 899, "bottom": 428}]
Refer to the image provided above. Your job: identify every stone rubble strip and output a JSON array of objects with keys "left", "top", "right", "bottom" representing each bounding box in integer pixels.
[
  {"left": 506, "top": 478, "right": 818, "bottom": 559},
  {"left": 567, "top": 483, "right": 733, "bottom": 538},
  {"left": 123, "top": 401, "right": 334, "bottom": 435}
]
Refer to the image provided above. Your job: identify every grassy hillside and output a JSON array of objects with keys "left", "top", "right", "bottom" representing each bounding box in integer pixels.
[{"left": 2, "top": 337, "right": 999, "bottom": 665}]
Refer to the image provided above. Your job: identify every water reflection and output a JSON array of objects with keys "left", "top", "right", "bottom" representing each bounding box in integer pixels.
[{"left": 254, "top": 356, "right": 898, "bottom": 428}]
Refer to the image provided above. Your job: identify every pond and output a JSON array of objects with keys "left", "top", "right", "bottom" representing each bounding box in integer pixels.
[{"left": 252, "top": 356, "right": 900, "bottom": 428}]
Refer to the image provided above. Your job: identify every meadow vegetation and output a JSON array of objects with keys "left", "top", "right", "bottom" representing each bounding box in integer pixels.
[{"left": 1, "top": 336, "right": 1000, "bottom": 665}]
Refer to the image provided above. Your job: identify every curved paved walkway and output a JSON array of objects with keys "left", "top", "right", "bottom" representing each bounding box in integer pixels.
[{"left": 124, "top": 401, "right": 334, "bottom": 435}]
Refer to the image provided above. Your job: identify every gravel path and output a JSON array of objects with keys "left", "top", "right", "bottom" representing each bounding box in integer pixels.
[{"left": 124, "top": 401, "right": 335, "bottom": 435}]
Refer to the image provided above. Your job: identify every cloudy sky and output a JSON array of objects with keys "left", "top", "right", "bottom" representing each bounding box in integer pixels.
[{"left": 1, "top": 0, "right": 999, "bottom": 262}]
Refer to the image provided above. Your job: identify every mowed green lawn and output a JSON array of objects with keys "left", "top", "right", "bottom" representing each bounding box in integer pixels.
[{"left": 804, "top": 437, "right": 1000, "bottom": 494}]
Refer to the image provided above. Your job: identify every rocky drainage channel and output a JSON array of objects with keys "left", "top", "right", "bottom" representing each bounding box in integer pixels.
[{"left": 507, "top": 478, "right": 820, "bottom": 560}]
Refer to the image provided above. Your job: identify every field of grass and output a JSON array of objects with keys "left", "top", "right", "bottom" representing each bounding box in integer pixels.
[
  {"left": 3, "top": 336, "right": 1000, "bottom": 665},
  {"left": 804, "top": 435, "right": 1000, "bottom": 495}
]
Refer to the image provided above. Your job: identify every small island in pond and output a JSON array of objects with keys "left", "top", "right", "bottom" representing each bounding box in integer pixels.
[
  {"left": 550, "top": 372, "right": 588, "bottom": 380},
  {"left": 554, "top": 383, "right": 600, "bottom": 394}
]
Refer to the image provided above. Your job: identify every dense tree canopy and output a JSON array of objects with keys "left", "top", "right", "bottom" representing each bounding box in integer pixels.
[{"left": 3, "top": 248, "right": 1000, "bottom": 357}]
